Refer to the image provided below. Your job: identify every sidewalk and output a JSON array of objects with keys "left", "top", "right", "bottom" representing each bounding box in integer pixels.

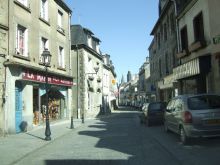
[{"left": 0, "top": 119, "right": 83, "bottom": 165}]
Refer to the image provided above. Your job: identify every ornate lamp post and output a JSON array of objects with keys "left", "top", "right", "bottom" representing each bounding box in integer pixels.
[{"left": 41, "top": 49, "right": 52, "bottom": 141}]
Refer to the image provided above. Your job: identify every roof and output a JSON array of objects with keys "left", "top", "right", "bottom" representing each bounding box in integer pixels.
[
  {"left": 70, "top": 25, "right": 87, "bottom": 45},
  {"left": 54, "top": 0, "right": 72, "bottom": 13},
  {"left": 92, "top": 36, "right": 101, "bottom": 43},
  {"left": 70, "top": 25, "right": 101, "bottom": 45},
  {"left": 150, "top": 0, "right": 171, "bottom": 35}
]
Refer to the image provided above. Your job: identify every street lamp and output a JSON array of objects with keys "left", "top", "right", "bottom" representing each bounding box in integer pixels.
[{"left": 41, "top": 49, "right": 52, "bottom": 141}]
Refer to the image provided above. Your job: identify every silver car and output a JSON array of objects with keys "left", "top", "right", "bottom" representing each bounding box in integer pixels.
[{"left": 164, "top": 94, "right": 220, "bottom": 144}]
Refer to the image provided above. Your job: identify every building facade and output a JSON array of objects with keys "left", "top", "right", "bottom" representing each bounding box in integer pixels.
[
  {"left": 149, "top": 0, "right": 178, "bottom": 102},
  {"left": 138, "top": 57, "right": 152, "bottom": 104},
  {"left": 174, "top": 0, "right": 220, "bottom": 95},
  {"left": 102, "top": 54, "right": 117, "bottom": 114},
  {"left": 0, "top": 0, "right": 73, "bottom": 135},
  {"left": 71, "top": 25, "right": 103, "bottom": 120}
]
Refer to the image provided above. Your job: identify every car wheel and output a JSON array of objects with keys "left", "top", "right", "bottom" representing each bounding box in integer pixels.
[
  {"left": 164, "top": 121, "right": 170, "bottom": 133},
  {"left": 180, "top": 127, "right": 188, "bottom": 145}
]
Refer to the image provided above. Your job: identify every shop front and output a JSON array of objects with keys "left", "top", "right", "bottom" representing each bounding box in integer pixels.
[
  {"left": 5, "top": 66, "right": 73, "bottom": 134},
  {"left": 173, "top": 55, "right": 211, "bottom": 95},
  {"left": 158, "top": 74, "right": 176, "bottom": 102},
  {"left": 22, "top": 69, "right": 73, "bottom": 127}
]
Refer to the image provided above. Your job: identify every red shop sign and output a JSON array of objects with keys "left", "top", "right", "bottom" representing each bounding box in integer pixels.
[{"left": 22, "top": 69, "right": 73, "bottom": 87}]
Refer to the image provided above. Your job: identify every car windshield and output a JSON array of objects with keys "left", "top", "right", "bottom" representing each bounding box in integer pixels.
[
  {"left": 188, "top": 95, "right": 220, "bottom": 110},
  {"left": 149, "top": 102, "right": 166, "bottom": 110}
]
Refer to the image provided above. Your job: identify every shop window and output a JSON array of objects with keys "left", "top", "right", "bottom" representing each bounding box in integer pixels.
[
  {"left": 193, "top": 12, "right": 204, "bottom": 42},
  {"left": 40, "top": 0, "right": 48, "bottom": 21},
  {"left": 58, "top": 46, "right": 65, "bottom": 68},
  {"left": 16, "top": 24, "right": 28, "bottom": 57},
  {"left": 180, "top": 26, "right": 188, "bottom": 51}
]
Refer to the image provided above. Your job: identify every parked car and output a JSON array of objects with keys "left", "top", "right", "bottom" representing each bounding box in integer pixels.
[
  {"left": 164, "top": 94, "right": 220, "bottom": 144},
  {"left": 141, "top": 102, "right": 166, "bottom": 126}
]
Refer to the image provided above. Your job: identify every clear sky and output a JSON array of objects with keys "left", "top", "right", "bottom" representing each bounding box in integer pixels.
[{"left": 65, "top": 0, "right": 159, "bottom": 81}]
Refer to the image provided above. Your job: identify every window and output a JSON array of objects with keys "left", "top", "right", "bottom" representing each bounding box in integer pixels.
[
  {"left": 159, "top": 59, "right": 162, "bottom": 77},
  {"left": 39, "top": 37, "right": 49, "bottom": 62},
  {"left": 180, "top": 26, "right": 188, "bottom": 51},
  {"left": 188, "top": 95, "right": 220, "bottom": 110},
  {"left": 88, "top": 35, "right": 92, "bottom": 47},
  {"left": 160, "top": 25, "right": 163, "bottom": 41},
  {"left": 40, "top": 0, "right": 48, "bottom": 21},
  {"left": 193, "top": 12, "right": 204, "bottom": 42},
  {"left": 172, "top": 48, "right": 176, "bottom": 67},
  {"left": 16, "top": 25, "right": 28, "bottom": 57},
  {"left": 58, "top": 10, "right": 63, "bottom": 28},
  {"left": 164, "top": 23, "right": 167, "bottom": 41},
  {"left": 165, "top": 53, "right": 169, "bottom": 74},
  {"left": 158, "top": 32, "right": 160, "bottom": 49},
  {"left": 174, "top": 99, "right": 183, "bottom": 112},
  {"left": 218, "top": 59, "right": 220, "bottom": 76},
  {"left": 58, "top": 46, "right": 65, "bottom": 68},
  {"left": 17, "top": 0, "right": 28, "bottom": 6},
  {"left": 170, "top": 12, "right": 175, "bottom": 33}
]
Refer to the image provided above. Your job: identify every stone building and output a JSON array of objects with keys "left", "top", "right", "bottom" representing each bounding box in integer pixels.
[
  {"left": 0, "top": 0, "right": 73, "bottom": 135},
  {"left": 102, "top": 54, "right": 117, "bottom": 114},
  {"left": 138, "top": 57, "right": 152, "bottom": 104},
  {"left": 71, "top": 25, "right": 103, "bottom": 120},
  {"left": 149, "top": 0, "right": 178, "bottom": 102},
  {"left": 174, "top": 0, "right": 220, "bottom": 94}
]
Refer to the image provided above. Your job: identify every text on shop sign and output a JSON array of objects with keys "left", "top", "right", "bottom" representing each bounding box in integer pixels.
[{"left": 22, "top": 70, "right": 73, "bottom": 86}]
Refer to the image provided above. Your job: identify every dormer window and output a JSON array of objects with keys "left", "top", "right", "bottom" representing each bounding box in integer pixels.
[{"left": 88, "top": 35, "right": 92, "bottom": 47}]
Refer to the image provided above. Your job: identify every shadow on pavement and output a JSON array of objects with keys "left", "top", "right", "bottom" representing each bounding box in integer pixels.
[
  {"left": 77, "top": 109, "right": 149, "bottom": 164},
  {"left": 25, "top": 132, "right": 45, "bottom": 140},
  {"left": 45, "top": 159, "right": 127, "bottom": 165}
]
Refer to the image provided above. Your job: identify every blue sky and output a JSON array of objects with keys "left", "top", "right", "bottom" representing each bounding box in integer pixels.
[{"left": 65, "top": 0, "right": 159, "bottom": 81}]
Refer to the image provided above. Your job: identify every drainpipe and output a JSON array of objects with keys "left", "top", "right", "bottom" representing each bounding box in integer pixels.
[
  {"left": 75, "top": 45, "right": 83, "bottom": 123},
  {"left": 170, "top": 0, "right": 180, "bottom": 96},
  {"left": 2, "top": 0, "right": 10, "bottom": 136},
  {"left": 68, "top": 13, "right": 74, "bottom": 129},
  {"left": 170, "top": 0, "right": 180, "bottom": 53}
]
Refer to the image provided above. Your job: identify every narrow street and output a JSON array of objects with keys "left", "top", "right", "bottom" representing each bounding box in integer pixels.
[{"left": 13, "top": 107, "right": 220, "bottom": 165}]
